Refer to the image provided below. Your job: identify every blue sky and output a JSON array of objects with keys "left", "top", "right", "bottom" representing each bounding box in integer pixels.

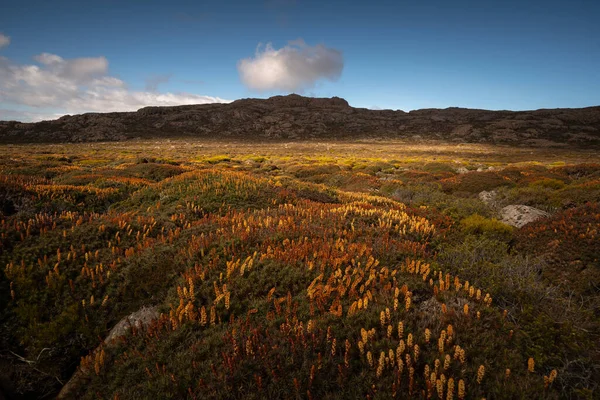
[{"left": 0, "top": 0, "right": 599, "bottom": 121}]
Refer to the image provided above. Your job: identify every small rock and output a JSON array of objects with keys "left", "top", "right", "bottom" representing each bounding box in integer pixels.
[
  {"left": 478, "top": 190, "right": 497, "bottom": 205},
  {"left": 500, "top": 205, "right": 549, "bottom": 228}
]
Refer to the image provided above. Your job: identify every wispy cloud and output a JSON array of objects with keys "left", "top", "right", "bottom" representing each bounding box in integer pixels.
[
  {"left": 0, "top": 33, "right": 10, "bottom": 49},
  {"left": 145, "top": 74, "right": 173, "bottom": 92},
  {"left": 237, "top": 39, "right": 344, "bottom": 92},
  {"left": 0, "top": 44, "right": 229, "bottom": 122},
  {"left": 181, "top": 79, "right": 205, "bottom": 85}
]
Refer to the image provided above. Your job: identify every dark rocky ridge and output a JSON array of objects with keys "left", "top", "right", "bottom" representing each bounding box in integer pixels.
[{"left": 1, "top": 94, "right": 599, "bottom": 146}]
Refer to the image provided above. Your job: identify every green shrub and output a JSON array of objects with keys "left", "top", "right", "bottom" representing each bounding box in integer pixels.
[
  {"left": 287, "top": 164, "right": 341, "bottom": 179},
  {"left": 203, "top": 155, "right": 232, "bottom": 164},
  {"left": 460, "top": 214, "right": 513, "bottom": 238},
  {"left": 529, "top": 178, "right": 565, "bottom": 190},
  {"left": 248, "top": 156, "right": 266, "bottom": 163},
  {"left": 136, "top": 157, "right": 180, "bottom": 165},
  {"left": 392, "top": 184, "right": 492, "bottom": 220},
  {"left": 441, "top": 171, "right": 515, "bottom": 194},
  {"left": 495, "top": 186, "right": 560, "bottom": 211},
  {"left": 436, "top": 236, "right": 541, "bottom": 311},
  {"left": 122, "top": 163, "right": 185, "bottom": 181}
]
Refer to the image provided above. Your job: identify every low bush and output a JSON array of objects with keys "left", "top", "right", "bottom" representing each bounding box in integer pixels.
[
  {"left": 440, "top": 171, "right": 515, "bottom": 194},
  {"left": 392, "top": 184, "right": 492, "bottom": 220},
  {"left": 460, "top": 214, "right": 513, "bottom": 240}
]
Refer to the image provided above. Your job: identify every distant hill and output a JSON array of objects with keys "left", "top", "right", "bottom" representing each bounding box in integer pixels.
[{"left": 1, "top": 94, "right": 599, "bottom": 146}]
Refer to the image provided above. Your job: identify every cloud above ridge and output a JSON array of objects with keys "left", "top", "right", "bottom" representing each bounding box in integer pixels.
[
  {"left": 237, "top": 39, "right": 343, "bottom": 92},
  {"left": 0, "top": 41, "right": 229, "bottom": 122}
]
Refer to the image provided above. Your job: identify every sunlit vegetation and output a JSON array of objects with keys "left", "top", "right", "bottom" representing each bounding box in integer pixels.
[{"left": 0, "top": 140, "right": 598, "bottom": 399}]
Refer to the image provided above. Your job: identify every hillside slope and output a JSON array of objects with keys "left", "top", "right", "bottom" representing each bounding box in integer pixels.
[{"left": 1, "top": 94, "right": 600, "bottom": 145}]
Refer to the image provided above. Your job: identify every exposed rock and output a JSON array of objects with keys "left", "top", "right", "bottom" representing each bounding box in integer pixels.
[
  {"left": 104, "top": 306, "right": 159, "bottom": 344},
  {"left": 500, "top": 205, "right": 550, "bottom": 228},
  {"left": 451, "top": 124, "right": 473, "bottom": 136},
  {"left": 1, "top": 94, "right": 599, "bottom": 146},
  {"left": 57, "top": 306, "right": 159, "bottom": 399},
  {"left": 478, "top": 190, "right": 497, "bottom": 205}
]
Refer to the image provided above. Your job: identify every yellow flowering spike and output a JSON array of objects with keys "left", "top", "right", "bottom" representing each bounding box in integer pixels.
[
  {"left": 398, "top": 322, "right": 404, "bottom": 339},
  {"left": 399, "top": 339, "right": 406, "bottom": 355},
  {"left": 477, "top": 365, "right": 485, "bottom": 384},
  {"left": 210, "top": 306, "right": 216, "bottom": 325},
  {"left": 446, "top": 378, "right": 454, "bottom": 400},
  {"left": 528, "top": 357, "right": 535, "bottom": 373},
  {"left": 444, "top": 354, "right": 451, "bottom": 370},
  {"left": 376, "top": 351, "right": 385, "bottom": 377},
  {"left": 436, "top": 379, "right": 444, "bottom": 399},
  {"left": 458, "top": 380, "right": 465, "bottom": 400},
  {"left": 367, "top": 351, "right": 374, "bottom": 367}
]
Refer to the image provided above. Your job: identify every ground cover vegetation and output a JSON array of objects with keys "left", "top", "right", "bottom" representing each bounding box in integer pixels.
[{"left": 0, "top": 140, "right": 598, "bottom": 399}]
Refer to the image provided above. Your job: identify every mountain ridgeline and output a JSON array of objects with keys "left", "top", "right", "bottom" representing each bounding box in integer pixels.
[{"left": 1, "top": 94, "right": 600, "bottom": 145}]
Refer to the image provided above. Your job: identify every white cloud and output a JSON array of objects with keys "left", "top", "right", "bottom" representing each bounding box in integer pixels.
[
  {"left": 34, "top": 53, "right": 64, "bottom": 65},
  {"left": 0, "top": 51, "right": 229, "bottom": 122},
  {"left": 0, "top": 33, "right": 9, "bottom": 49},
  {"left": 0, "top": 109, "right": 63, "bottom": 122},
  {"left": 237, "top": 39, "right": 343, "bottom": 92},
  {"left": 33, "top": 53, "right": 109, "bottom": 83}
]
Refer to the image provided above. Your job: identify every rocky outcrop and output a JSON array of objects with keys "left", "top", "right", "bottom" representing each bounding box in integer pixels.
[
  {"left": 1, "top": 94, "right": 599, "bottom": 145},
  {"left": 104, "top": 306, "right": 159, "bottom": 344},
  {"left": 57, "top": 306, "right": 159, "bottom": 399},
  {"left": 500, "top": 205, "right": 550, "bottom": 228}
]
